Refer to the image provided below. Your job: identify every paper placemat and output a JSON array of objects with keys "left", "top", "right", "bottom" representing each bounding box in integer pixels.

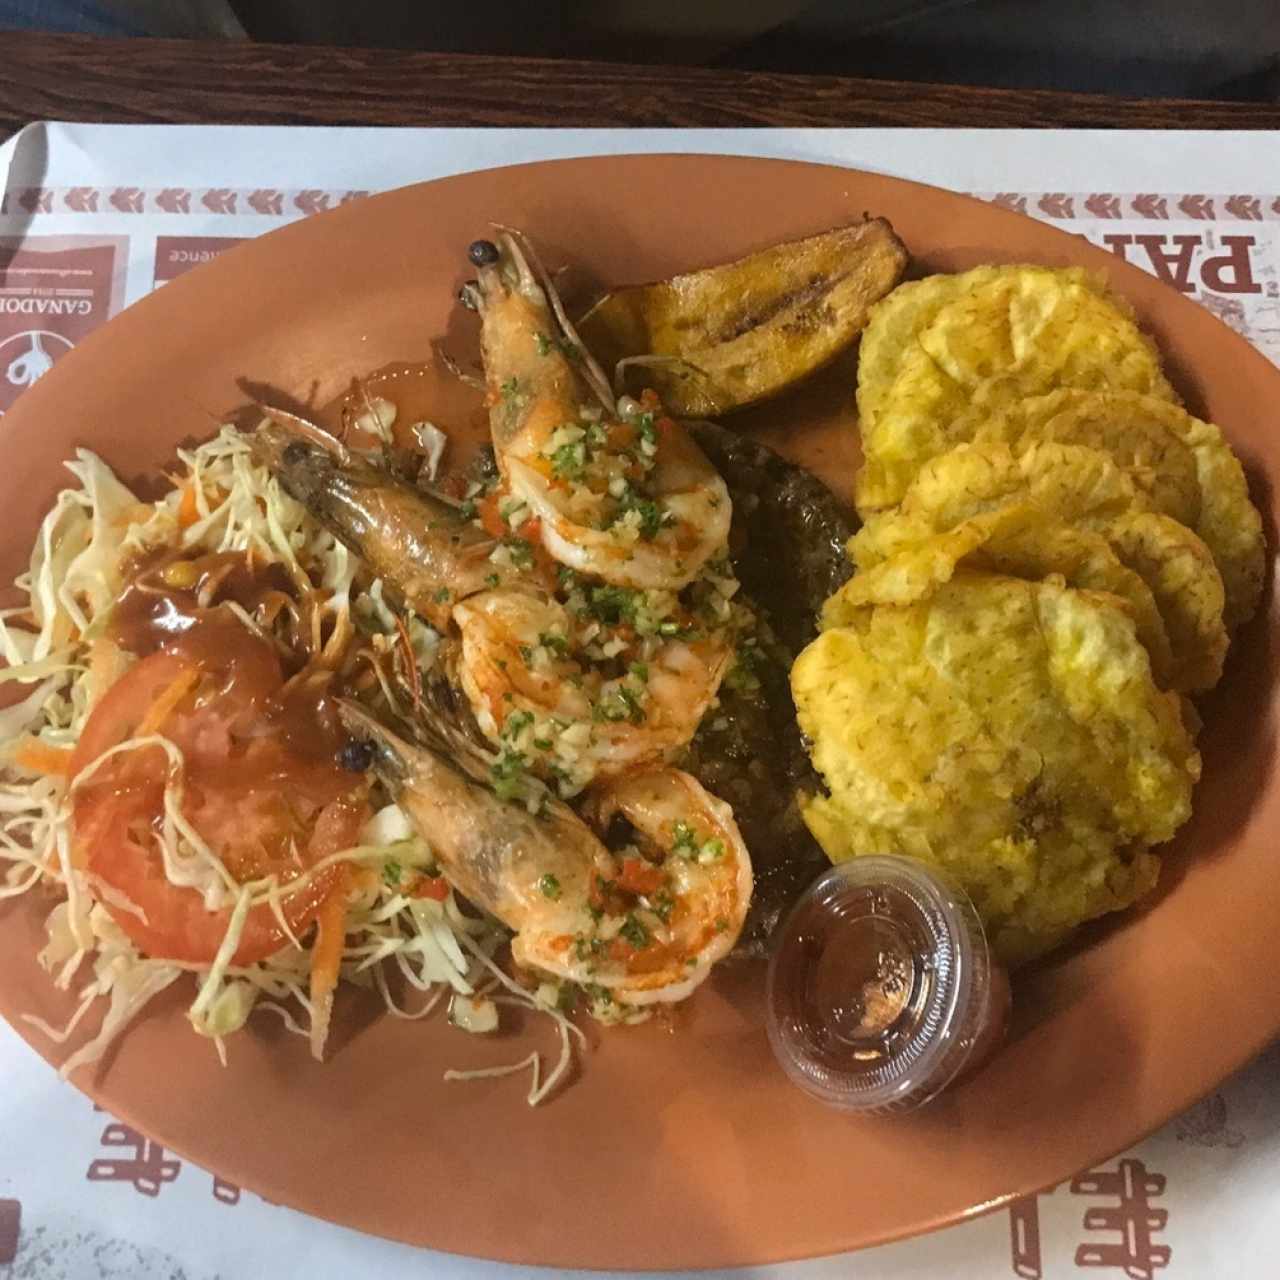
[{"left": 1, "top": 123, "right": 1278, "bottom": 1280}]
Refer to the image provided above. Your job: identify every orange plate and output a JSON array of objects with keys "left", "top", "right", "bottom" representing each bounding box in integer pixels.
[{"left": 0, "top": 156, "right": 1275, "bottom": 1270}]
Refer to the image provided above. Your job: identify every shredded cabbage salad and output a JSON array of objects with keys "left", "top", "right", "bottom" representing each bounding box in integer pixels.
[{"left": 0, "top": 427, "right": 581, "bottom": 1102}]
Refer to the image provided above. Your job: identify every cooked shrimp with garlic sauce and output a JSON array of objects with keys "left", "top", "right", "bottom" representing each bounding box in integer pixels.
[
  {"left": 465, "top": 232, "right": 732, "bottom": 592},
  {"left": 340, "top": 703, "right": 752, "bottom": 1011}
]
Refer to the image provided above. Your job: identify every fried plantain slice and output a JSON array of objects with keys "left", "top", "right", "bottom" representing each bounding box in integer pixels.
[{"left": 578, "top": 219, "right": 908, "bottom": 416}]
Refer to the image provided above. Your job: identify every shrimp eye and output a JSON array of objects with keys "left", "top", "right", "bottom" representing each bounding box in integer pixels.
[
  {"left": 467, "top": 239, "right": 500, "bottom": 267},
  {"left": 282, "top": 441, "right": 310, "bottom": 466},
  {"left": 337, "top": 738, "right": 375, "bottom": 772}
]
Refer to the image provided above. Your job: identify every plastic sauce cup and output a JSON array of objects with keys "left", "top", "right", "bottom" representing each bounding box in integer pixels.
[{"left": 765, "top": 856, "right": 1010, "bottom": 1115}]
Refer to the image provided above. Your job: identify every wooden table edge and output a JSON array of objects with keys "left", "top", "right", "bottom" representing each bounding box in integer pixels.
[{"left": 2, "top": 30, "right": 1280, "bottom": 137}]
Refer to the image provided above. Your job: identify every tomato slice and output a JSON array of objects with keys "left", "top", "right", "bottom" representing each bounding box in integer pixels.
[{"left": 71, "top": 644, "right": 367, "bottom": 966}]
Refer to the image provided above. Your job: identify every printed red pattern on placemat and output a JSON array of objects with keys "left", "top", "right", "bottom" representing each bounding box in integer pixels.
[
  {"left": 153, "top": 236, "right": 247, "bottom": 286},
  {"left": 1008, "top": 1194, "right": 1045, "bottom": 1279},
  {"left": 212, "top": 1176, "right": 242, "bottom": 1205},
  {"left": 4, "top": 185, "right": 1278, "bottom": 225},
  {"left": 108, "top": 187, "right": 144, "bottom": 214},
  {"left": 973, "top": 192, "right": 1280, "bottom": 223},
  {"left": 1072, "top": 1159, "right": 1170, "bottom": 1279},
  {"left": 87, "top": 1121, "right": 180, "bottom": 1197},
  {"left": 0, "top": 188, "right": 372, "bottom": 217},
  {"left": 0, "top": 1199, "right": 19, "bottom": 1265},
  {"left": 85, "top": 1112, "right": 244, "bottom": 1204},
  {"left": 0, "top": 237, "right": 124, "bottom": 415}
]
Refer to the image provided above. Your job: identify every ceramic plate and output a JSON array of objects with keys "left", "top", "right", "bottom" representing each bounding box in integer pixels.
[{"left": 0, "top": 156, "right": 1275, "bottom": 1270}]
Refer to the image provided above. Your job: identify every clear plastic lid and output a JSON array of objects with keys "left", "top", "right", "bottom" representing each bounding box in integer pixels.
[{"left": 765, "top": 856, "right": 996, "bottom": 1115}]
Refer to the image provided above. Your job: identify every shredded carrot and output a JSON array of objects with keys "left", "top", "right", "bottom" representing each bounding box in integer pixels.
[
  {"left": 13, "top": 738, "right": 74, "bottom": 776},
  {"left": 310, "top": 866, "right": 350, "bottom": 994},
  {"left": 136, "top": 667, "right": 200, "bottom": 737},
  {"left": 477, "top": 492, "right": 506, "bottom": 539},
  {"left": 177, "top": 483, "right": 201, "bottom": 529},
  {"left": 309, "top": 863, "right": 350, "bottom": 1061}
]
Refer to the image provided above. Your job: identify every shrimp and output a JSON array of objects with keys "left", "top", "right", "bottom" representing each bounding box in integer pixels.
[
  {"left": 582, "top": 766, "right": 753, "bottom": 1001},
  {"left": 339, "top": 702, "right": 753, "bottom": 1006},
  {"left": 464, "top": 231, "right": 732, "bottom": 592},
  {"left": 254, "top": 415, "right": 740, "bottom": 792},
  {"left": 251, "top": 420, "right": 497, "bottom": 631},
  {"left": 450, "top": 586, "right": 732, "bottom": 788}
]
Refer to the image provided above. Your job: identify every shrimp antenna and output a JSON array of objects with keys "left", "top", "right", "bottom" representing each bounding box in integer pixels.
[
  {"left": 432, "top": 339, "right": 485, "bottom": 391},
  {"left": 255, "top": 403, "right": 352, "bottom": 465},
  {"left": 491, "top": 224, "right": 617, "bottom": 416}
]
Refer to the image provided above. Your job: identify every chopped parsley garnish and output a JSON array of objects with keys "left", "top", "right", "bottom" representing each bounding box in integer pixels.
[
  {"left": 532, "top": 736, "right": 553, "bottom": 751},
  {"left": 538, "top": 630, "right": 569, "bottom": 655},
  {"left": 607, "top": 484, "right": 668, "bottom": 541},
  {"left": 382, "top": 859, "right": 402, "bottom": 887},
  {"left": 501, "top": 534, "right": 535, "bottom": 571},
  {"left": 574, "top": 935, "right": 607, "bottom": 962},
  {"left": 490, "top": 746, "right": 528, "bottom": 802},
  {"left": 650, "top": 890, "right": 675, "bottom": 923},
  {"left": 485, "top": 572, "right": 501, "bottom": 588},
  {"left": 433, "top": 587, "right": 451, "bottom": 603},
  {"left": 585, "top": 584, "right": 641, "bottom": 625},
  {"left": 538, "top": 873, "right": 562, "bottom": 900},
  {"left": 503, "top": 709, "right": 534, "bottom": 740},
  {"left": 628, "top": 661, "right": 649, "bottom": 682},
  {"left": 458, "top": 498, "right": 477, "bottom": 520},
  {"left": 594, "top": 685, "right": 645, "bottom": 725},
  {"left": 619, "top": 914, "right": 652, "bottom": 949},
  {"left": 501, "top": 376, "right": 522, "bottom": 400},
  {"left": 534, "top": 332, "right": 552, "bottom": 356},
  {"left": 617, "top": 684, "right": 645, "bottom": 724},
  {"left": 672, "top": 821, "right": 698, "bottom": 857},
  {"left": 550, "top": 440, "right": 587, "bottom": 481},
  {"left": 636, "top": 411, "right": 657, "bottom": 446}
]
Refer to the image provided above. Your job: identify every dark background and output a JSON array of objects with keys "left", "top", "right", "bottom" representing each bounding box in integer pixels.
[
  {"left": 2, "top": 0, "right": 1278, "bottom": 101},
  {"left": 231, "top": 0, "right": 1278, "bottom": 100}
]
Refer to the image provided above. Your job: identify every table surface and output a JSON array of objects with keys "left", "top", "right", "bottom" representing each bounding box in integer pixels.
[{"left": 4, "top": 29, "right": 1280, "bottom": 139}]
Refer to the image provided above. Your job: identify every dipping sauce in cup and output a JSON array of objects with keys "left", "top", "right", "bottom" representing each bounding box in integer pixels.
[{"left": 765, "top": 856, "right": 1010, "bottom": 1115}]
